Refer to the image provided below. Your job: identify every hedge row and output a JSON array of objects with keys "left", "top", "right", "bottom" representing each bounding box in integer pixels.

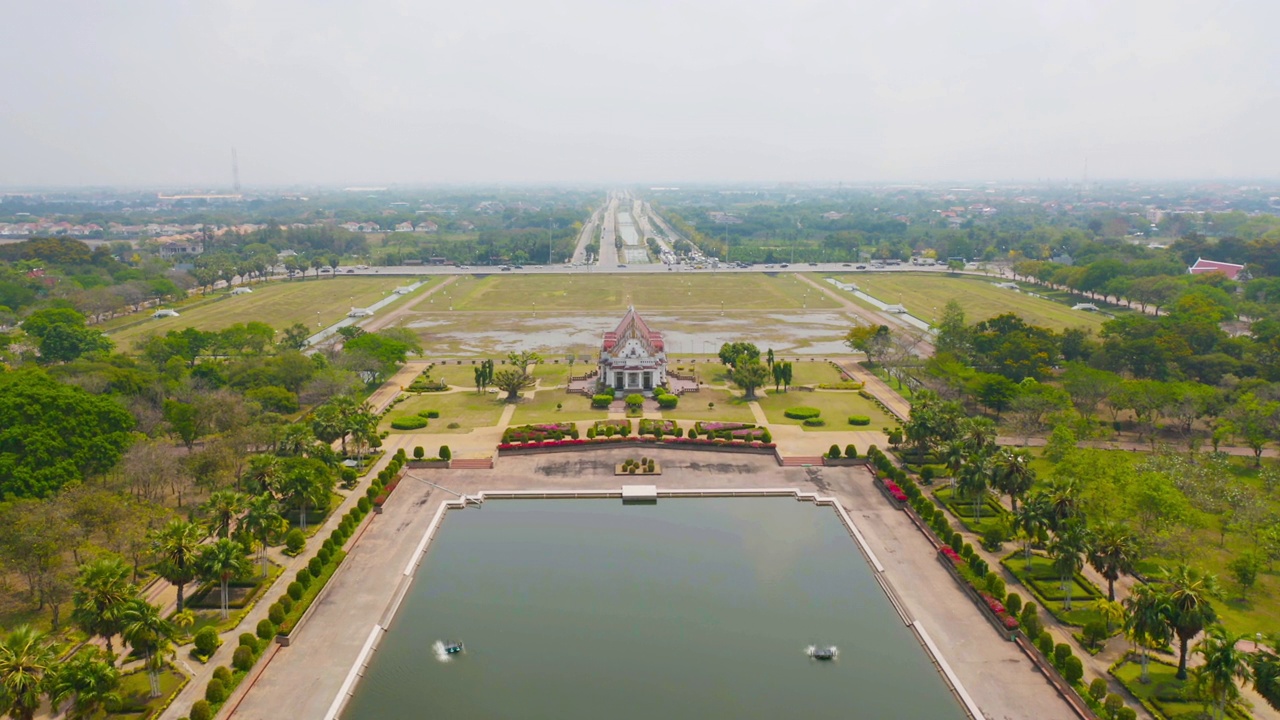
[
  {"left": 783, "top": 406, "right": 821, "bottom": 420},
  {"left": 187, "top": 624, "right": 273, "bottom": 720}
]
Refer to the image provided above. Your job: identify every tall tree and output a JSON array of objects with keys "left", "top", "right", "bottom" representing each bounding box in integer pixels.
[
  {"left": 70, "top": 556, "right": 138, "bottom": 662},
  {"left": 844, "top": 324, "right": 892, "bottom": 367},
  {"left": 201, "top": 490, "right": 247, "bottom": 539},
  {"left": 1014, "top": 495, "right": 1052, "bottom": 569},
  {"left": 1087, "top": 522, "right": 1140, "bottom": 601},
  {"left": 198, "top": 538, "right": 249, "bottom": 620},
  {"left": 729, "top": 361, "right": 771, "bottom": 400},
  {"left": 272, "top": 458, "right": 334, "bottom": 532},
  {"left": 120, "top": 600, "right": 175, "bottom": 699},
  {"left": 0, "top": 625, "right": 56, "bottom": 720},
  {"left": 1123, "top": 583, "right": 1172, "bottom": 684},
  {"left": 1164, "top": 564, "right": 1221, "bottom": 680},
  {"left": 150, "top": 519, "right": 205, "bottom": 612},
  {"left": 1049, "top": 522, "right": 1089, "bottom": 611},
  {"left": 933, "top": 299, "right": 971, "bottom": 360},
  {"left": 1193, "top": 625, "right": 1252, "bottom": 720},
  {"left": 240, "top": 494, "right": 288, "bottom": 578},
  {"left": 990, "top": 448, "right": 1036, "bottom": 512}
]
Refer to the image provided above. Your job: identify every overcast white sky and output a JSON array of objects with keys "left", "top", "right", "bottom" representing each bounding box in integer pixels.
[{"left": 1, "top": 0, "right": 1276, "bottom": 188}]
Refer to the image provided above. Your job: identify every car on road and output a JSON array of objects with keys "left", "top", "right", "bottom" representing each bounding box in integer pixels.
[
  {"left": 513, "top": 264, "right": 524, "bottom": 269},
  {"left": 618, "top": 264, "right": 628, "bottom": 268},
  {"left": 355, "top": 264, "right": 368, "bottom": 269},
  {"left": 808, "top": 262, "right": 818, "bottom": 267},
  {"left": 842, "top": 263, "right": 852, "bottom": 267},
  {"left": 855, "top": 264, "right": 867, "bottom": 270}
]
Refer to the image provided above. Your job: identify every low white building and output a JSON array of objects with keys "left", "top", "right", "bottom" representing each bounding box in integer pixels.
[
  {"left": 598, "top": 307, "right": 667, "bottom": 393},
  {"left": 152, "top": 309, "right": 180, "bottom": 318},
  {"left": 348, "top": 308, "right": 374, "bottom": 318}
]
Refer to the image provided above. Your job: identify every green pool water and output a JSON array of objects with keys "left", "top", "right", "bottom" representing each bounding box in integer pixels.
[{"left": 342, "top": 497, "right": 966, "bottom": 719}]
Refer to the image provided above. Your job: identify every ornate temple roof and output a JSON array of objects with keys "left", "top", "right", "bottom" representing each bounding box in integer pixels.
[{"left": 602, "top": 306, "right": 664, "bottom": 353}]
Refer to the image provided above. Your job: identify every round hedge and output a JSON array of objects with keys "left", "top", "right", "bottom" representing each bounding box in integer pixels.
[
  {"left": 803, "top": 418, "right": 826, "bottom": 427},
  {"left": 232, "top": 645, "right": 255, "bottom": 671},
  {"left": 267, "top": 603, "right": 286, "bottom": 626},
  {"left": 193, "top": 627, "right": 220, "bottom": 657},
  {"left": 256, "top": 619, "right": 277, "bottom": 641},
  {"left": 205, "top": 678, "right": 226, "bottom": 704},
  {"left": 278, "top": 594, "right": 294, "bottom": 613},
  {"left": 308, "top": 556, "right": 323, "bottom": 576},
  {"left": 847, "top": 415, "right": 871, "bottom": 426},
  {"left": 783, "top": 407, "right": 821, "bottom": 420},
  {"left": 190, "top": 700, "right": 213, "bottom": 720},
  {"left": 390, "top": 415, "right": 429, "bottom": 430},
  {"left": 212, "top": 665, "right": 232, "bottom": 685},
  {"left": 238, "top": 633, "right": 259, "bottom": 650}
]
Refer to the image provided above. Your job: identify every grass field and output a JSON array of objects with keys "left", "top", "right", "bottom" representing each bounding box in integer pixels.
[
  {"left": 384, "top": 391, "right": 507, "bottom": 433},
  {"left": 108, "top": 277, "right": 422, "bottom": 349},
  {"left": 822, "top": 272, "right": 1108, "bottom": 331},
  {"left": 754, "top": 389, "right": 898, "bottom": 431},
  {"left": 108, "top": 666, "right": 186, "bottom": 717},
  {"left": 1112, "top": 658, "right": 1249, "bottom": 720},
  {"left": 448, "top": 273, "right": 839, "bottom": 311},
  {"left": 665, "top": 388, "right": 759, "bottom": 425},
  {"left": 509, "top": 389, "right": 604, "bottom": 425}
]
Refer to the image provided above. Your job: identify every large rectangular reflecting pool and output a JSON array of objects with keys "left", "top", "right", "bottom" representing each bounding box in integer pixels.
[{"left": 343, "top": 497, "right": 967, "bottom": 719}]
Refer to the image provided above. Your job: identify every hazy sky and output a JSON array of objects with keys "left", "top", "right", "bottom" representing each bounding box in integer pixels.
[{"left": 1, "top": 0, "right": 1276, "bottom": 187}]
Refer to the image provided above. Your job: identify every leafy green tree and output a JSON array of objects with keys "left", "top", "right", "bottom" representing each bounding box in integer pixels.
[
  {"left": 1164, "top": 564, "right": 1221, "bottom": 680},
  {"left": 120, "top": 599, "right": 175, "bottom": 698},
  {"left": 279, "top": 323, "right": 311, "bottom": 351},
  {"left": 198, "top": 538, "right": 250, "bottom": 620},
  {"left": 70, "top": 556, "right": 138, "bottom": 661},
  {"left": 1014, "top": 495, "right": 1052, "bottom": 569},
  {"left": 1252, "top": 634, "right": 1280, "bottom": 712},
  {"left": 717, "top": 342, "right": 760, "bottom": 367},
  {"left": 494, "top": 368, "right": 534, "bottom": 402},
  {"left": 47, "top": 647, "right": 121, "bottom": 720},
  {"left": 969, "top": 373, "right": 1018, "bottom": 418},
  {"left": 0, "top": 625, "right": 56, "bottom": 720},
  {"left": 933, "top": 300, "right": 971, "bottom": 360},
  {"left": 162, "top": 399, "right": 202, "bottom": 451},
  {"left": 1226, "top": 393, "right": 1279, "bottom": 466},
  {"left": 957, "top": 456, "right": 992, "bottom": 520},
  {"left": 844, "top": 324, "right": 891, "bottom": 367},
  {"left": 1123, "top": 584, "right": 1172, "bottom": 684},
  {"left": 1227, "top": 552, "right": 1263, "bottom": 598},
  {"left": 0, "top": 368, "right": 135, "bottom": 498},
  {"left": 150, "top": 519, "right": 205, "bottom": 612},
  {"left": 990, "top": 448, "right": 1036, "bottom": 512},
  {"left": 729, "top": 361, "right": 771, "bottom": 400},
  {"left": 1087, "top": 522, "right": 1139, "bottom": 601},
  {"left": 1193, "top": 625, "right": 1252, "bottom": 720}
]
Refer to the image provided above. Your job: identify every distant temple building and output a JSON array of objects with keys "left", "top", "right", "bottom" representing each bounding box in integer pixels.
[
  {"left": 599, "top": 307, "right": 667, "bottom": 393},
  {"left": 1188, "top": 257, "right": 1245, "bottom": 281}
]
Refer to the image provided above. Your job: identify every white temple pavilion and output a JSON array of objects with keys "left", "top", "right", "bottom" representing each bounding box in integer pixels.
[{"left": 598, "top": 307, "right": 667, "bottom": 393}]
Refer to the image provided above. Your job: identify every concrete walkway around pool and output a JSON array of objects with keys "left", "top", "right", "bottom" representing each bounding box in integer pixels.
[{"left": 227, "top": 451, "right": 1075, "bottom": 720}]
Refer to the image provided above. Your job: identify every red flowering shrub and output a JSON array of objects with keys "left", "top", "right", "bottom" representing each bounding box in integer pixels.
[
  {"left": 980, "top": 594, "right": 1006, "bottom": 615},
  {"left": 1001, "top": 614, "right": 1020, "bottom": 630},
  {"left": 939, "top": 547, "right": 965, "bottom": 566}
]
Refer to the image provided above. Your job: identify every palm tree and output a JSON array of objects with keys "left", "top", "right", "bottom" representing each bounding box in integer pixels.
[
  {"left": 1014, "top": 494, "right": 1051, "bottom": 570},
  {"left": 1088, "top": 521, "right": 1140, "bottom": 601},
  {"left": 198, "top": 538, "right": 250, "bottom": 620},
  {"left": 239, "top": 494, "right": 288, "bottom": 577},
  {"left": 150, "top": 519, "right": 205, "bottom": 612},
  {"left": 273, "top": 458, "right": 334, "bottom": 532},
  {"left": 70, "top": 556, "right": 138, "bottom": 662},
  {"left": 1094, "top": 598, "right": 1126, "bottom": 635},
  {"left": 957, "top": 456, "right": 991, "bottom": 520},
  {"left": 202, "top": 490, "right": 247, "bottom": 538},
  {"left": 0, "top": 625, "right": 56, "bottom": 720},
  {"left": 1123, "top": 583, "right": 1172, "bottom": 683},
  {"left": 1251, "top": 633, "right": 1280, "bottom": 713},
  {"left": 120, "top": 599, "right": 175, "bottom": 699},
  {"left": 48, "top": 648, "right": 122, "bottom": 720},
  {"left": 990, "top": 448, "right": 1035, "bottom": 512},
  {"left": 1043, "top": 477, "right": 1081, "bottom": 532},
  {"left": 244, "top": 453, "right": 280, "bottom": 494},
  {"left": 1049, "top": 522, "right": 1089, "bottom": 611},
  {"left": 1193, "top": 625, "right": 1252, "bottom": 720},
  {"left": 940, "top": 439, "right": 967, "bottom": 490},
  {"left": 1164, "top": 564, "right": 1221, "bottom": 680}
]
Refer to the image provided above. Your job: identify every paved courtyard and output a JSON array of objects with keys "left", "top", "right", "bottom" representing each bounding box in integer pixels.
[{"left": 227, "top": 450, "right": 1075, "bottom": 720}]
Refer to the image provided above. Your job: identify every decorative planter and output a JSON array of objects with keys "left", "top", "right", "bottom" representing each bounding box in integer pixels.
[
  {"left": 407, "top": 460, "right": 450, "bottom": 469},
  {"left": 873, "top": 476, "right": 907, "bottom": 509},
  {"left": 822, "top": 457, "right": 869, "bottom": 467}
]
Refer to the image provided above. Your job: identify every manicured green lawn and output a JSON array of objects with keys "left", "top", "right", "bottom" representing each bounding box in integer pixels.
[
  {"left": 783, "top": 360, "right": 847, "bottom": 386},
  {"left": 509, "top": 390, "right": 606, "bottom": 426},
  {"left": 1002, "top": 552, "right": 1107, "bottom": 627},
  {"left": 665, "top": 388, "right": 757, "bottom": 424},
  {"left": 1112, "top": 656, "right": 1250, "bottom": 720},
  {"left": 933, "top": 486, "right": 1010, "bottom": 535},
  {"left": 754, "top": 389, "right": 898, "bottom": 431},
  {"left": 108, "top": 277, "right": 421, "bottom": 349},
  {"left": 100, "top": 666, "right": 186, "bottom": 718},
  {"left": 823, "top": 272, "right": 1106, "bottom": 331},
  {"left": 383, "top": 391, "right": 507, "bottom": 433},
  {"left": 450, "top": 273, "right": 838, "bottom": 311}
]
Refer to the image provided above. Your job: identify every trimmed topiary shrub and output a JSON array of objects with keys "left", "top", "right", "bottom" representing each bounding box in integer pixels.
[
  {"left": 357, "top": 497, "right": 371, "bottom": 513},
  {"left": 1088, "top": 678, "right": 1108, "bottom": 703},
  {"left": 238, "top": 633, "right": 258, "bottom": 650},
  {"left": 1005, "top": 592, "right": 1022, "bottom": 617},
  {"left": 391, "top": 415, "right": 429, "bottom": 430},
  {"left": 233, "top": 645, "right": 255, "bottom": 672},
  {"left": 1036, "top": 632, "right": 1054, "bottom": 657},
  {"left": 949, "top": 532, "right": 963, "bottom": 553},
  {"left": 190, "top": 700, "right": 213, "bottom": 720},
  {"left": 803, "top": 418, "right": 825, "bottom": 427},
  {"left": 194, "top": 627, "right": 220, "bottom": 658},
  {"left": 827, "top": 444, "right": 841, "bottom": 459},
  {"left": 591, "top": 394, "right": 613, "bottom": 409},
  {"left": 847, "top": 415, "right": 871, "bottom": 425},
  {"left": 1053, "top": 643, "right": 1072, "bottom": 669},
  {"left": 212, "top": 665, "right": 231, "bottom": 685},
  {"left": 656, "top": 394, "right": 678, "bottom": 410},
  {"left": 295, "top": 568, "right": 312, "bottom": 587},
  {"left": 844, "top": 444, "right": 857, "bottom": 458},
  {"left": 1062, "top": 655, "right": 1083, "bottom": 684},
  {"left": 308, "top": 557, "right": 323, "bottom": 576},
  {"left": 205, "top": 678, "right": 226, "bottom": 704},
  {"left": 784, "top": 407, "right": 821, "bottom": 420},
  {"left": 413, "top": 446, "right": 425, "bottom": 459},
  {"left": 424, "top": 409, "right": 440, "bottom": 419},
  {"left": 284, "top": 528, "right": 305, "bottom": 555},
  {"left": 256, "top": 619, "right": 276, "bottom": 641},
  {"left": 268, "top": 603, "right": 285, "bottom": 626},
  {"left": 439, "top": 445, "right": 451, "bottom": 461},
  {"left": 1115, "top": 706, "right": 1137, "bottom": 720}
]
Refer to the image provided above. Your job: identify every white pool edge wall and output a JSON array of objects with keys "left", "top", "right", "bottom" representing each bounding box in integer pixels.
[{"left": 324, "top": 488, "right": 983, "bottom": 720}]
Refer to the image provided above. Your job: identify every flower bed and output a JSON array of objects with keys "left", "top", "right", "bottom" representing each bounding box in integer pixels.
[
  {"left": 590, "top": 419, "right": 632, "bottom": 436},
  {"left": 496, "top": 436, "right": 777, "bottom": 455},
  {"left": 638, "top": 418, "right": 680, "bottom": 436},
  {"left": 875, "top": 476, "right": 908, "bottom": 507},
  {"left": 694, "top": 421, "right": 754, "bottom": 433},
  {"left": 502, "top": 422, "right": 579, "bottom": 443}
]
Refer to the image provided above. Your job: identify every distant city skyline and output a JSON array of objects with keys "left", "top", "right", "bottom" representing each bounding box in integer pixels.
[{"left": 1, "top": 0, "right": 1277, "bottom": 187}]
